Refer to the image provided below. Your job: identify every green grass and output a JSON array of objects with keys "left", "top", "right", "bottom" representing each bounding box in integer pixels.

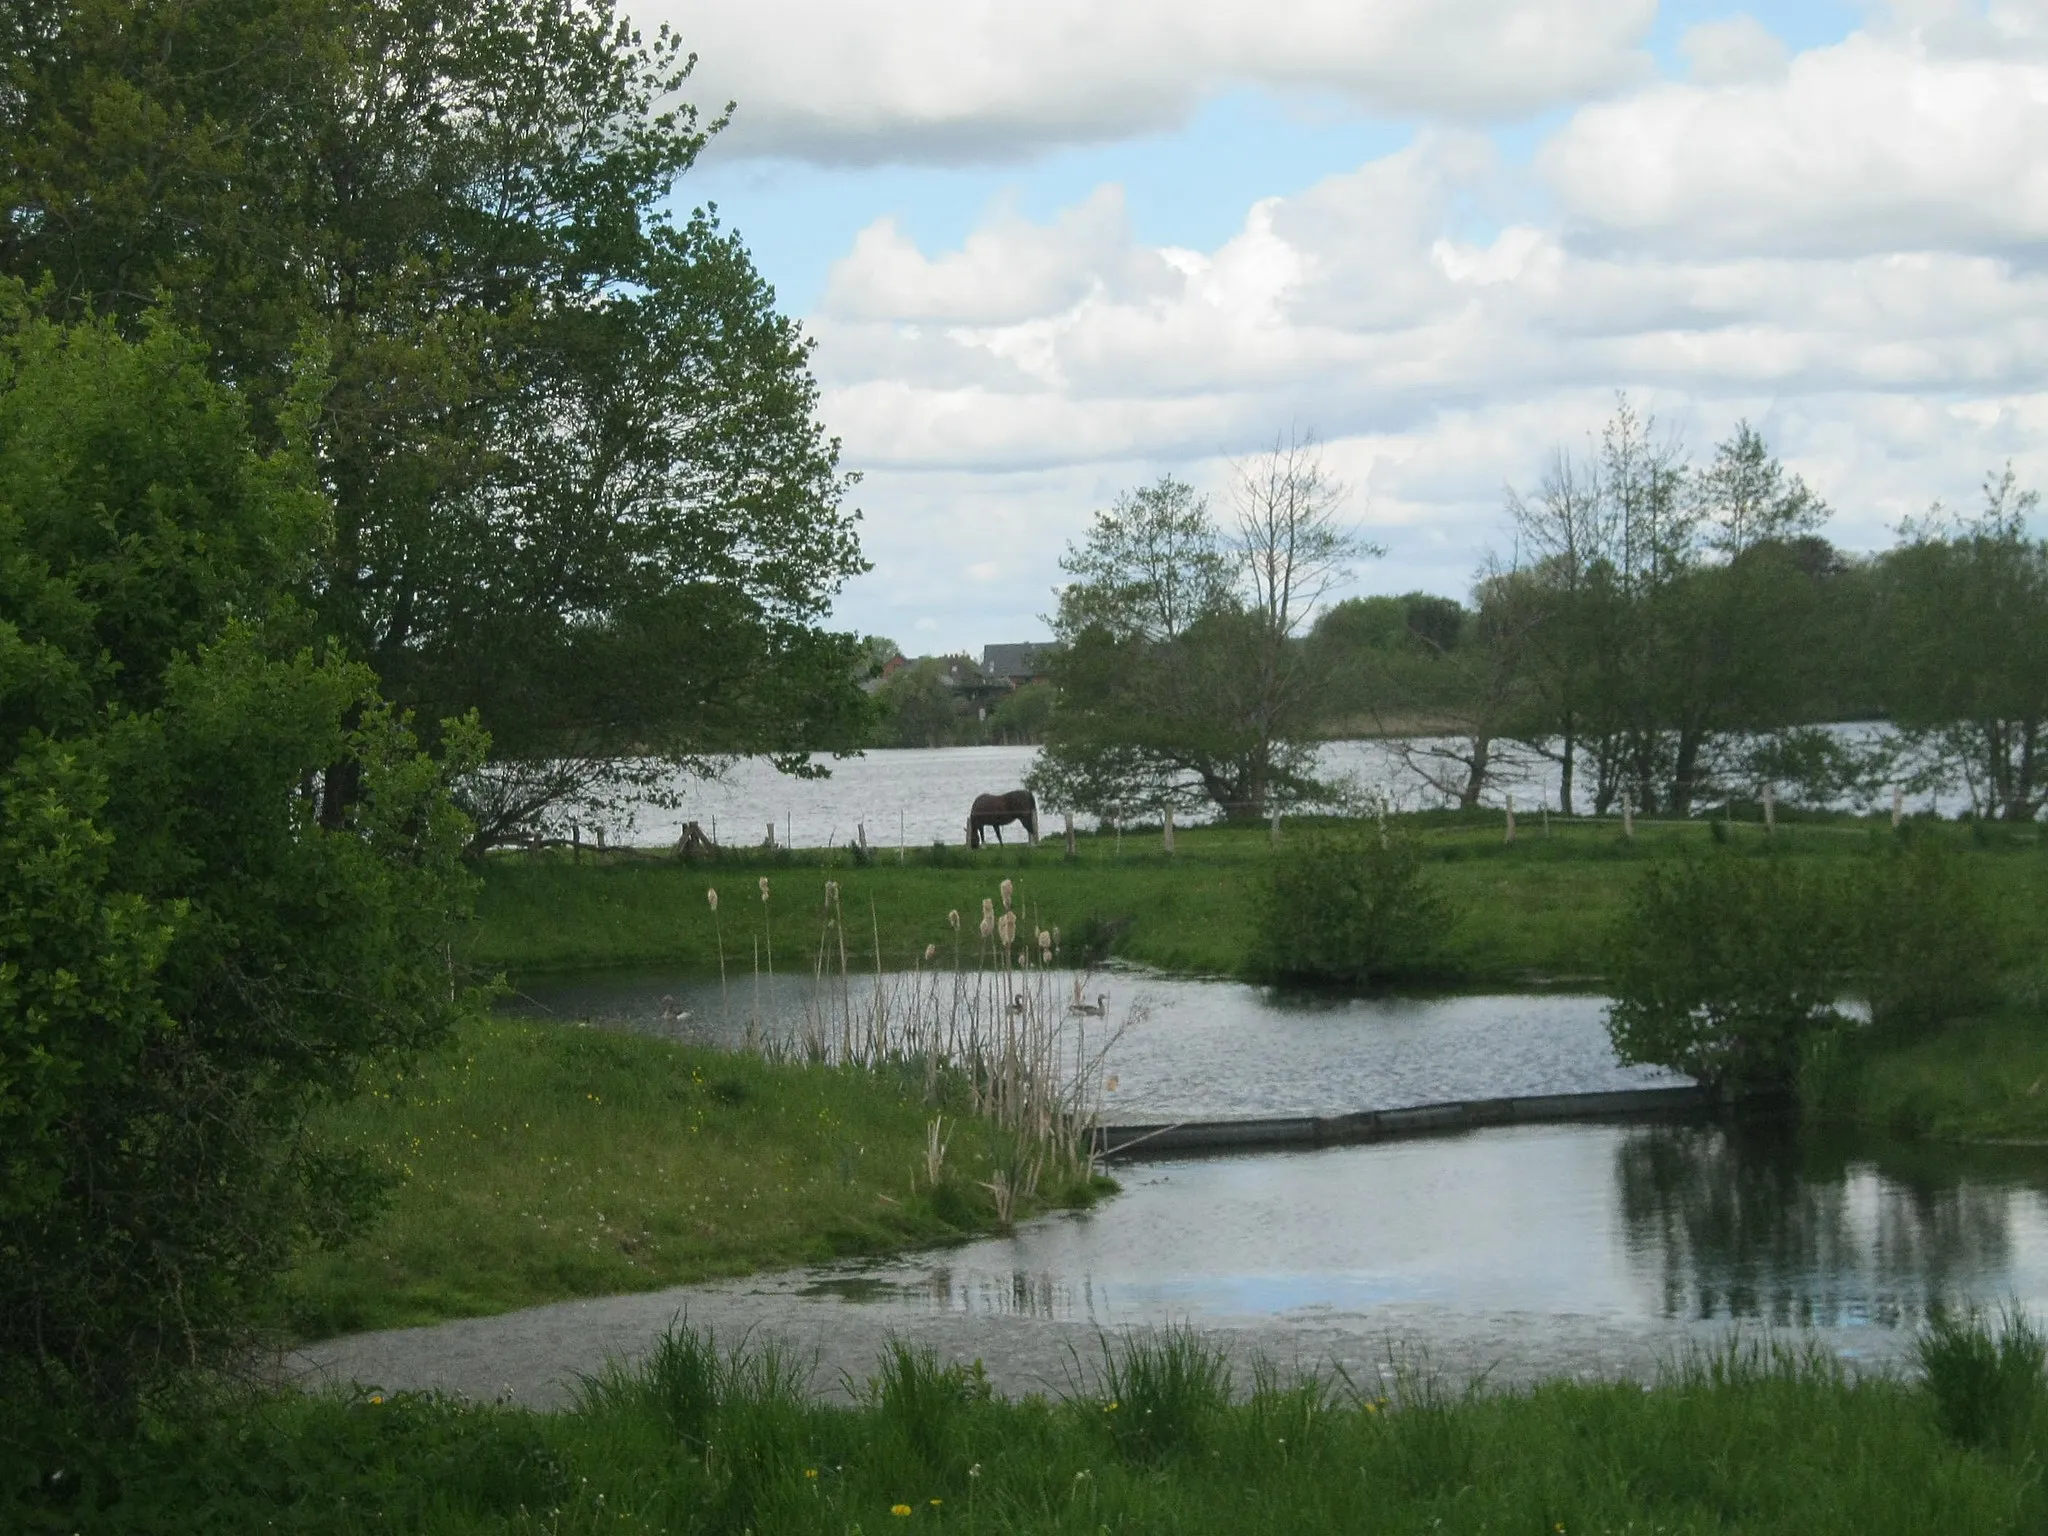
[
  {"left": 1825, "top": 981, "right": 2048, "bottom": 1143},
  {"left": 280, "top": 1016, "right": 1105, "bottom": 1340},
  {"left": 471, "top": 814, "right": 2048, "bottom": 987},
  {"left": 17, "top": 1327, "right": 2048, "bottom": 1533}
]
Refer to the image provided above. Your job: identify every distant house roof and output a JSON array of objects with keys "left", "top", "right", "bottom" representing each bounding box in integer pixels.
[{"left": 981, "top": 642, "right": 1050, "bottom": 685}]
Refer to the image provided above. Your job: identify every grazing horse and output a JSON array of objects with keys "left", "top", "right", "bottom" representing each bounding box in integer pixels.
[{"left": 967, "top": 789, "right": 1038, "bottom": 848}]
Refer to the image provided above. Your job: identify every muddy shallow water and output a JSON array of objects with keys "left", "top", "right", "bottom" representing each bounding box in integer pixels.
[{"left": 300, "top": 1121, "right": 2048, "bottom": 1407}]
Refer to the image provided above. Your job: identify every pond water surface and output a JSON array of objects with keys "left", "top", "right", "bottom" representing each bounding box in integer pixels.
[
  {"left": 779, "top": 1123, "right": 2048, "bottom": 1341},
  {"left": 500, "top": 971, "right": 1684, "bottom": 1121},
  {"left": 498, "top": 969, "right": 2043, "bottom": 1353}
]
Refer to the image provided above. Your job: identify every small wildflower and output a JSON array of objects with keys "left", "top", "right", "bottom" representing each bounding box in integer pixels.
[
  {"left": 368, "top": 1393, "right": 385, "bottom": 1405},
  {"left": 999, "top": 878, "right": 1013, "bottom": 910},
  {"left": 805, "top": 1468, "right": 818, "bottom": 1479},
  {"left": 968, "top": 1464, "right": 982, "bottom": 1479},
  {"left": 891, "top": 1504, "right": 913, "bottom": 1517},
  {"left": 929, "top": 1498, "right": 942, "bottom": 1508},
  {"left": 706, "top": 888, "right": 718, "bottom": 911}
]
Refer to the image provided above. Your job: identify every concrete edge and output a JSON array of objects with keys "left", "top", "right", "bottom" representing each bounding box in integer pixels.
[{"left": 1091, "top": 1084, "right": 1710, "bottom": 1160}]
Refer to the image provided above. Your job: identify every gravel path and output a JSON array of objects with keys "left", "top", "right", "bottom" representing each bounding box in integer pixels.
[{"left": 289, "top": 1265, "right": 1923, "bottom": 1411}]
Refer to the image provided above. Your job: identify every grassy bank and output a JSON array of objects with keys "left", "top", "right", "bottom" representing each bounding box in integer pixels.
[
  {"left": 281, "top": 1016, "right": 1103, "bottom": 1340},
  {"left": 471, "top": 814, "right": 2048, "bottom": 985},
  {"left": 18, "top": 1326, "right": 2048, "bottom": 1533}
]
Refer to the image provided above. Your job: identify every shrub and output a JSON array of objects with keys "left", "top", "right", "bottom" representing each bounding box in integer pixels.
[
  {"left": 1249, "top": 829, "right": 1454, "bottom": 986},
  {"left": 1605, "top": 852, "right": 1849, "bottom": 1097},
  {"left": 1859, "top": 840, "right": 2001, "bottom": 1037},
  {"left": 1916, "top": 1302, "right": 2048, "bottom": 1452},
  {"left": 0, "top": 307, "right": 477, "bottom": 1414}
]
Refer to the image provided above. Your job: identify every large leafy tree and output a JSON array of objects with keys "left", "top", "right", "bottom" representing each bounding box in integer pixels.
[
  {"left": 0, "top": 304, "right": 477, "bottom": 1409},
  {"left": 1881, "top": 469, "right": 2048, "bottom": 821},
  {"left": 1032, "top": 445, "right": 1373, "bottom": 824},
  {"left": 2, "top": 0, "right": 868, "bottom": 848}
]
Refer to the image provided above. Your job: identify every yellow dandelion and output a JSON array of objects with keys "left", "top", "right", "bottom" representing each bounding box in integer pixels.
[
  {"left": 891, "top": 1503, "right": 913, "bottom": 1517},
  {"left": 804, "top": 1469, "right": 818, "bottom": 1480}
]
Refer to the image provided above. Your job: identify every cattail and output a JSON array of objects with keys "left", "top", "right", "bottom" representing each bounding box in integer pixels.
[
  {"left": 1000, "top": 878, "right": 1014, "bottom": 911},
  {"left": 947, "top": 909, "right": 961, "bottom": 930},
  {"left": 979, "top": 911, "right": 994, "bottom": 939},
  {"left": 998, "top": 911, "right": 1016, "bottom": 946},
  {"left": 759, "top": 876, "right": 771, "bottom": 901},
  {"left": 706, "top": 888, "right": 718, "bottom": 912},
  {"left": 1037, "top": 929, "right": 1051, "bottom": 949},
  {"left": 982, "top": 897, "right": 994, "bottom": 923},
  {"left": 924, "top": 943, "right": 937, "bottom": 961}
]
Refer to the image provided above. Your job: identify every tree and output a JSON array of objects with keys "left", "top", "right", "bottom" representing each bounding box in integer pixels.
[
  {"left": 0, "top": 304, "right": 477, "bottom": 1410},
  {"left": 1881, "top": 468, "right": 2048, "bottom": 820},
  {"left": 2, "top": 0, "right": 869, "bottom": 850},
  {"left": 1507, "top": 403, "right": 1841, "bottom": 816},
  {"left": 1033, "top": 437, "right": 1377, "bottom": 823}
]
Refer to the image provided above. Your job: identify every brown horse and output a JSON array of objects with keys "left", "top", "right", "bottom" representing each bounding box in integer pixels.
[{"left": 967, "top": 789, "right": 1038, "bottom": 848}]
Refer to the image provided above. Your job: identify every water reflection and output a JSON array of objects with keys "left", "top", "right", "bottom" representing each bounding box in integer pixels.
[
  {"left": 786, "top": 1124, "right": 2048, "bottom": 1335},
  {"left": 1618, "top": 1122, "right": 2039, "bottom": 1327}
]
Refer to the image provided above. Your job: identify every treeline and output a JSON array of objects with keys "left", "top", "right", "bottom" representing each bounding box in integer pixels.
[
  {"left": 1032, "top": 410, "right": 2047, "bottom": 824},
  {"left": 865, "top": 650, "right": 1054, "bottom": 748}
]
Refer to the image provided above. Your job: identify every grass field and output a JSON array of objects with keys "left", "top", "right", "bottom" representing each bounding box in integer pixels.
[
  {"left": 280, "top": 1016, "right": 1106, "bottom": 1341},
  {"left": 470, "top": 812, "right": 2048, "bottom": 986},
  {"left": 19, "top": 1323, "right": 2048, "bottom": 1533}
]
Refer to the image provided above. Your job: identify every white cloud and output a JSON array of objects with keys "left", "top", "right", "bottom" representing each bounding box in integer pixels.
[
  {"left": 1541, "top": 32, "right": 2048, "bottom": 254},
  {"left": 745, "top": 10, "right": 2048, "bottom": 647},
  {"left": 1679, "top": 15, "right": 1789, "bottom": 85},
  {"left": 640, "top": 0, "right": 1653, "bottom": 164}
]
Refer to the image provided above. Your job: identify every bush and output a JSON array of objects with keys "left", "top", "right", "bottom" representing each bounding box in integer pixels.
[
  {"left": 1249, "top": 829, "right": 1454, "bottom": 986},
  {"left": 1605, "top": 852, "right": 1849, "bottom": 1097},
  {"left": 0, "top": 306, "right": 477, "bottom": 1414},
  {"left": 1860, "top": 840, "right": 2002, "bottom": 1037}
]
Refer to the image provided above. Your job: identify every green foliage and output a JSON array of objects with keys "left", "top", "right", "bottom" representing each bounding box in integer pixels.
[
  {"left": 4, "top": 0, "right": 870, "bottom": 849},
  {"left": 1250, "top": 830, "right": 1455, "bottom": 986},
  {"left": 0, "top": 307, "right": 477, "bottom": 1409},
  {"left": 1605, "top": 852, "right": 1849, "bottom": 1096},
  {"left": 1882, "top": 469, "right": 2048, "bottom": 822},
  {"left": 1916, "top": 1303, "right": 2048, "bottom": 1453},
  {"left": 1861, "top": 839, "right": 2002, "bottom": 1037},
  {"left": 1035, "top": 452, "right": 1365, "bottom": 824}
]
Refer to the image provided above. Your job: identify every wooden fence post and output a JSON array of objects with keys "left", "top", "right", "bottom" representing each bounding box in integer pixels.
[
  {"left": 1162, "top": 806, "right": 1175, "bottom": 854},
  {"left": 1504, "top": 794, "right": 1516, "bottom": 845}
]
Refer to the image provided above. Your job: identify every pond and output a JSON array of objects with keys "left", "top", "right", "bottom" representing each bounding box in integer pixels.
[
  {"left": 779, "top": 1122, "right": 2048, "bottom": 1342},
  {"left": 497, "top": 968, "right": 2036, "bottom": 1362},
  {"left": 499, "top": 971, "right": 1685, "bottom": 1121}
]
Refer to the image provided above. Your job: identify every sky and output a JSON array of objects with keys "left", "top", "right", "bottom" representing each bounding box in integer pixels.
[{"left": 633, "top": 0, "right": 2048, "bottom": 656}]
